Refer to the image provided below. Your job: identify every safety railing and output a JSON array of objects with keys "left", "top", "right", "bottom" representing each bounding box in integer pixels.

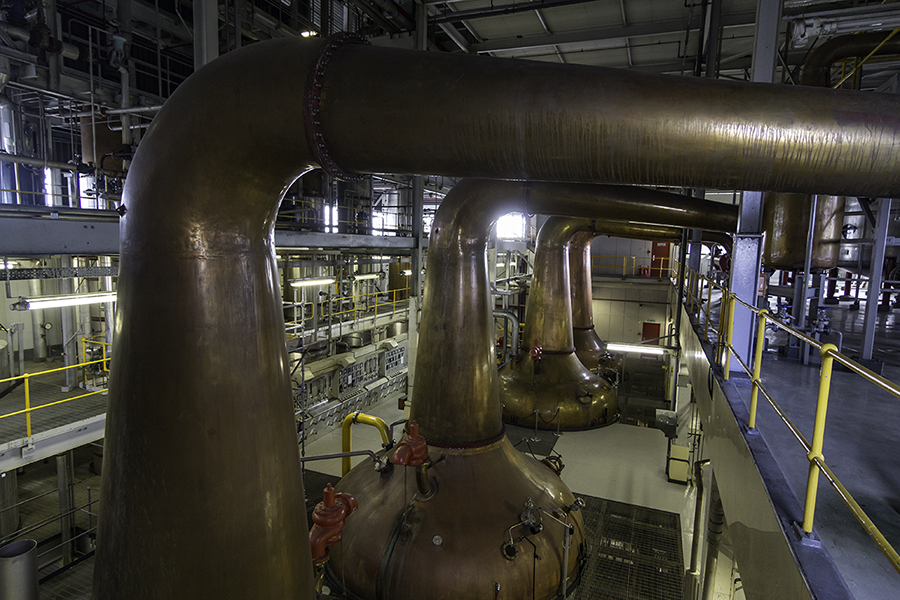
[
  {"left": 707, "top": 282, "right": 900, "bottom": 574},
  {"left": 677, "top": 265, "right": 729, "bottom": 351},
  {"left": 285, "top": 287, "right": 410, "bottom": 334},
  {"left": 0, "top": 358, "right": 110, "bottom": 439},
  {"left": 591, "top": 255, "right": 674, "bottom": 277}
]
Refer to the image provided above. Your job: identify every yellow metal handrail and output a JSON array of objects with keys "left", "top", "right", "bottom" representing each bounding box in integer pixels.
[
  {"left": 590, "top": 255, "right": 674, "bottom": 277},
  {"left": 702, "top": 278, "right": 900, "bottom": 574},
  {"left": 0, "top": 358, "right": 110, "bottom": 438},
  {"left": 285, "top": 287, "right": 411, "bottom": 332}
]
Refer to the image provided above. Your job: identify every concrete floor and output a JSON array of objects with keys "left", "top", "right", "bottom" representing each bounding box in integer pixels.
[{"left": 726, "top": 299, "right": 900, "bottom": 600}]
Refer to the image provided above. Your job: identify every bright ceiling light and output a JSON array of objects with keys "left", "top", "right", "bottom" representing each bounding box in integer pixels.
[
  {"left": 354, "top": 273, "right": 381, "bottom": 280},
  {"left": 11, "top": 292, "right": 118, "bottom": 311},
  {"left": 290, "top": 278, "right": 335, "bottom": 288},
  {"left": 401, "top": 269, "right": 412, "bottom": 276},
  {"left": 606, "top": 343, "right": 666, "bottom": 355},
  {"left": 0, "top": 261, "right": 19, "bottom": 269},
  {"left": 300, "top": 30, "right": 316, "bottom": 38}
]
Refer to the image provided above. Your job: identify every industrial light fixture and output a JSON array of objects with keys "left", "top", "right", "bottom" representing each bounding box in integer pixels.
[
  {"left": 353, "top": 273, "right": 381, "bottom": 280},
  {"left": 401, "top": 269, "right": 412, "bottom": 276},
  {"left": 606, "top": 343, "right": 666, "bottom": 356},
  {"left": 290, "top": 278, "right": 335, "bottom": 288},
  {"left": 0, "top": 261, "right": 19, "bottom": 269},
  {"left": 300, "top": 30, "right": 316, "bottom": 38},
  {"left": 10, "top": 292, "right": 118, "bottom": 311}
]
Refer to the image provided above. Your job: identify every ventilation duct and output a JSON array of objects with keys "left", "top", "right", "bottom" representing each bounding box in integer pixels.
[
  {"left": 95, "top": 35, "right": 900, "bottom": 599},
  {"left": 499, "top": 196, "right": 736, "bottom": 430}
]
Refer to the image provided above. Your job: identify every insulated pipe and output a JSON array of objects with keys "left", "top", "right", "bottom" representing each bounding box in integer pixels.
[{"left": 97, "top": 35, "right": 900, "bottom": 599}]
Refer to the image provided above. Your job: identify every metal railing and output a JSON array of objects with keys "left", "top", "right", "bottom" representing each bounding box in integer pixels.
[
  {"left": 284, "top": 287, "right": 410, "bottom": 333},
  {"left": 0, "top": 358, "right": 110, "bottom": 439},
  {"left": 682, "top": 266, "right": 900, "bottom": 575},
  {"left": 591, "top": 254, "right": 674, "bottom": 277}
]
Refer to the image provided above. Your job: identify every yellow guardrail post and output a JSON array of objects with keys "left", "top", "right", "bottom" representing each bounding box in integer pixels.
[
  {"left": 749, "top": 309, "right": 768, "bottom": 429},
  {"left": 621, "top": 256, "right": 626, "bottom": 277},
  {"left": 803, "top": 343, "right": 838, "bottom": 533},
  {"left": 24, "top": 373, "right": 32, "bottom": 437},
  {"left": 704, "top": 280, "right": 713, "bottom": 340},
  {"left": 723, "top": 294, "right": 736, "bottom": 381},
  {"left": 341, "top": 412, "right": 392, "bottom": 476}
]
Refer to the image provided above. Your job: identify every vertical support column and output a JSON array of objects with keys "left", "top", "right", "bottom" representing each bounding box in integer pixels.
[
  {"left": 46, "top": 0, "right": 60, "bottom": 91},
  {"left": 100, "top": 256, "right": 115, "bottom": 349},
  {"left": 750, "top": 0, "right": 781, "bottom": 84},
  {"left": 862, "top": 199, "right": 891, "bottom": 361},
  {"left": 193, "top": 0, "right": 219, "bottom": 70},
  {"left": 670, "top": 229, "right": 689, "bottom": 408},
  {"left": 56, "top": 453, "right": 72, "bottom": 565},
  {"left": 407, "top": 176, "right": 424, "bottom": 409},
  {"left": 58, "top": 256, "right": 77, "bottom": 391},
  {"left": 728, "top": 189, "right": 764, "bottom": 375},
  {"left": 407, "top": 10, "right": 428, "bottom": 408},
  {"left": 28, "top": 273, "right": 47, "bottom": 362},
  {"left": 688, "top": 228, "right": 703, "bottom": 303}
]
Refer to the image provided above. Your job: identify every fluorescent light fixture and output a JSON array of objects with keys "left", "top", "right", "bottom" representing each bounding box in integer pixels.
[
  {"left": 0, "top": 261, "right": 19, "bottom": 269},
  {"left": 606, "top": 343, "right": 666, "bottom": 356},
  {"left": 11, "top": 292, "right": 118, "bottom": 311},
  {"left": 495, "top": 263, "right": 506, "bottom": 268},
  {"left": 354, "top": 273, "right": 380, "bottom": 280},
  {"left": 401, "top": 269, "right": 412, "bottom": 276},
  {"left": 300, "top": 30, "right": 316, "bottom": 37},
  {"left": 290, "top": 278, "right": 335, "bottom": 288}
]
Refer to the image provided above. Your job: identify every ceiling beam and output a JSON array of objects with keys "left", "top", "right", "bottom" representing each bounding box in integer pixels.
[{"left": 470, "top": 11, "right": 757, "bottom": 54}]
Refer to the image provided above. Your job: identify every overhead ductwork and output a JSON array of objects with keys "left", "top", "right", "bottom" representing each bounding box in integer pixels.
[
  {"left": 94, "top": 35, "right": 900, "bottom": 599},
  {"left": 499, "top": 196, "right": 736, "bottom": 430}
]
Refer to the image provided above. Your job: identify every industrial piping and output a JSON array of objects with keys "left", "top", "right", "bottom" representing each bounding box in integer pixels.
[
  {"left": 500, "top": 197, "right": 736, "bottom": 430},
  {"left": 570, "top": 225, "right": 734, "bottom": 370},
  {"left": 95, "top": 35, "right": 900, "bottom": 600}
]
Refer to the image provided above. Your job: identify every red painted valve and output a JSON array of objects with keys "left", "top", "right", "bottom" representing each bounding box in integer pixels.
[
  {"left": 308, "top": 483, "right": 358, "bottom": 564},
  {"left": 391, "top": 420, "right": 429, "bottom": 467},
  {"left": 529, "top": 339, "right": 543, "bottom": 361}
]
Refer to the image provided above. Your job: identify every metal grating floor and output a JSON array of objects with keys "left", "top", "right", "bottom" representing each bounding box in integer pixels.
[{"left": 571, "top": 495, "right": 684, "bottom": 600}]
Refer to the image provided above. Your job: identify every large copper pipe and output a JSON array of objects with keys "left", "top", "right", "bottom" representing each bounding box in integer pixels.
[
  {"left": 572, "top": 226, "right": 735, "bottom": 369},
  {"left": 321, "top": 41, "right": 900, "bottom": 196},
  {"left": 501, "top": 198, "right": 736, "bottom": 430},
  {"left": 570, "top": 225, "right": 683, "bottom": 371},
  {"left": 413, "top": 181, "right": 737, "bottom": 443},
  {"left": 96, "top": 34, "right": 900, "bottom": 599},
  {"left": 763, "top": 32, "right": 900, "bottom": 270}
]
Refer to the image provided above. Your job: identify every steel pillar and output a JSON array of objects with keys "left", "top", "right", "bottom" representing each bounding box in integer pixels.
[{"left": 863, "top": 199, "right": 891, "bottom": 360}]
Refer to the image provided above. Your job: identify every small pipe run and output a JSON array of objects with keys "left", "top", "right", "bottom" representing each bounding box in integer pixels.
[
  {"left": 493, "top": 309, "right": 520, "bottom": 358},
  {"left": 341, "top": 411, "right": 392, "bottom": 476}
]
